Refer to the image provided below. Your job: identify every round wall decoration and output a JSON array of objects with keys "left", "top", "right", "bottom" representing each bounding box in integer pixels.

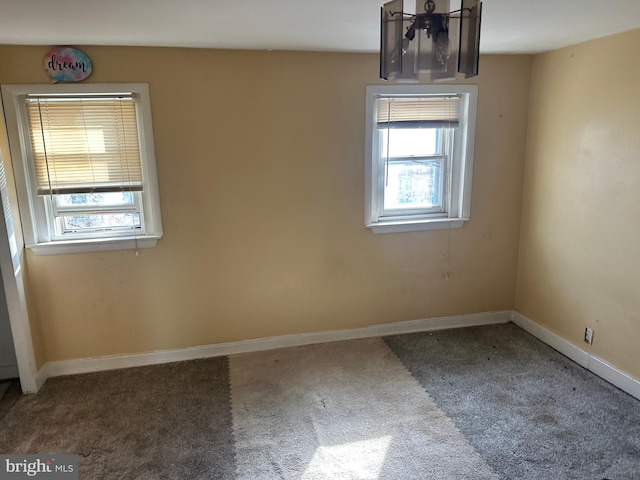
[{"left": 43, "top": 47, "right": 93, "bottom": 83}]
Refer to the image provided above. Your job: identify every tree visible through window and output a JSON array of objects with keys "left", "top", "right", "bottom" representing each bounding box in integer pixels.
[
  {"left": 55, "top": 192, "right": 141, "bottom": 233},
  {"left": 381, "top": 127, "right": 446, "bottom": 213},
  {"left": 2, "top": 83, "right": 163, "bottom": 254},
  {"left": 365, "top": 84, "right": 478, "bottom": 233}
]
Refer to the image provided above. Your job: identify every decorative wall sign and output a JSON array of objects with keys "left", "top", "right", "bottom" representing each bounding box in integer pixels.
[{"left": 43, "top": 47, "right": 92, "bottom": 83}]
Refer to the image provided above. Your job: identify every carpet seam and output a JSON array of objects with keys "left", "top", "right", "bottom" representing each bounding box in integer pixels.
[
  {"left": 381, "top": 335, "right": 503, "bottom": 479},
  {"left": 226, "top": 354, "right": 240, "bottom": 480}
]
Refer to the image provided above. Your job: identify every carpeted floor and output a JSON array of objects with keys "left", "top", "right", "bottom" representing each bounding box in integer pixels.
[
  {"left": 231, "top": 338, "right": 496, "bottom": 479},
  {"left": 0, "top": 358, "right": 235, "bottom": 479},
  {"left": 0, "top": 323, "right": 638, "bottom": 479},
  {"left": 385, "top": 324, "right": 640, "bottom": 479}
]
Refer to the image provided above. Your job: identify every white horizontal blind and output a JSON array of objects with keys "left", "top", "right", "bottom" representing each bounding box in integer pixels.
[
  {"left": 26, "top": 95, "right": 143, "bottom": 195},
  {"left": 376, "top": 95, "right": 460, "bottom": 128}
]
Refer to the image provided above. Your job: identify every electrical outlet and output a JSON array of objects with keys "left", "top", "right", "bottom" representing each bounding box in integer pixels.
[{"left": 584, "top": 327, "right": 594, "bottom": 345}]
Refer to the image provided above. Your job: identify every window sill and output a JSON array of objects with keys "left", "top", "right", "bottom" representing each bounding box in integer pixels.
[
  {"left": 366, "top": 218, "right": 468, "bottom": 234},
  {"left": 26, "top": 235, "right": 161, "bottom": 255}
]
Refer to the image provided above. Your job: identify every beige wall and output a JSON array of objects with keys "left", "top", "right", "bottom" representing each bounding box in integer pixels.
[
  {"left": 0, "top": 46, "right": 531, "bottom": 364},
  {"left": 516, "top": 28, "right": 640, "bottom": 379}
]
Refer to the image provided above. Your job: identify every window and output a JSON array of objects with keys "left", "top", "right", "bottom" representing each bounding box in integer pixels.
[
  {"left": 365, "top": 84, "right": 478, "bottom": 233},
  {"left": 1, "top": 83, "right": 162, "bottom": 254}
]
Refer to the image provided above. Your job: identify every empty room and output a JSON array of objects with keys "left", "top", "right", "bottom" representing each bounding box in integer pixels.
[{"left": 0, "top": 0, "right": 639, "bottom": 478}]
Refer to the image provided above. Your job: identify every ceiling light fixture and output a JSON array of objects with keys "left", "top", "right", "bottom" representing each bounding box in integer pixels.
[{"left": 380, "top": 0, "right": 482, "bottom": 82}]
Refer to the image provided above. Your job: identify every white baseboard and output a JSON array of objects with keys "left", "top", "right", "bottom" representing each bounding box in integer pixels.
[
  {"left": 36, "top": 309, "right": 640, "bottom": 402},
  {"left": 43, "top": 310, "right": 512, "bottom": 378},
  {"left": 34, "top": 367, "right": 48, "bottom": 391},
  {"left": 511, "top": 311, "right": 640, "bottom": 401}
]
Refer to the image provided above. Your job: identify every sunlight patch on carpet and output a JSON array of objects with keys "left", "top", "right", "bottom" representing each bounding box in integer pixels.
[
  {"left": 302, "top": 436, "right": 392, "bottom": 480},
  {"left": 229, "top": 337, "right": 498, "bottom": 479}
]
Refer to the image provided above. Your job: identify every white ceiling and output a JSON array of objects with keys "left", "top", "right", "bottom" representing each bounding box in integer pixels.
[{"left": 1, "top": 0, "right": 639, "bottom": 54}]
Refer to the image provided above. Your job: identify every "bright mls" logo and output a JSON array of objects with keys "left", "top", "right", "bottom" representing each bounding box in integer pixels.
[{"left": 0, "top": 455, "right": 77, "bottom": 479}]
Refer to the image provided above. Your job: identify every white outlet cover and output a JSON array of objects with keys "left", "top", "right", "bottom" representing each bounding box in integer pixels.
[{"left": 584, "top": 327, "right": 594, "bottom": 345}]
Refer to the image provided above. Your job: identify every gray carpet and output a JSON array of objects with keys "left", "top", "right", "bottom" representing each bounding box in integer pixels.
[
  {"left": 0, "top": 358, "right": 235, "bottom": 479},
  {"left": 385, "top": 323, "right": 640, "bottom": 480},
  {"left": 0, "top": 323, "right": 638, "bottom": 479}
]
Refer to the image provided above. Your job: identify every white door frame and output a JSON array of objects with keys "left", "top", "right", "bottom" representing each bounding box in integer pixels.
[{"left": 0, "top": 97, "right": 40, "bottom": 393}]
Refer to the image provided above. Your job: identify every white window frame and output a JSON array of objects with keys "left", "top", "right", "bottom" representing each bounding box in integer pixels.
[
  {"left": 365, "top": 84, "right": 478, "bottom": 234},
  {"left": 1, "top": 83, "right": 163, "bottom": 255}
]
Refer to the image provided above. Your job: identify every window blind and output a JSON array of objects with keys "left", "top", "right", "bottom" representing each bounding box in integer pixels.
[
  {"left": 376, "top": 95, "right": 460, "bottom": 128},
  {"left": 25, "top": 95, "right": 143, "bottom": 195}
]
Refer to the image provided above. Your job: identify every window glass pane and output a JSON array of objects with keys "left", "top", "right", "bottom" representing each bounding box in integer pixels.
[
  {"left": 61, "top": 212, "right": 141, "bottom": 233},
  {"left": 381, "top": 128, "right": 439, "bottom": 158},
  {"left": 384, "top": 160, "right": 442, "bottom": 211},
  {"left": 55, "top": 192, "right": 135, "bottom": 208}
]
